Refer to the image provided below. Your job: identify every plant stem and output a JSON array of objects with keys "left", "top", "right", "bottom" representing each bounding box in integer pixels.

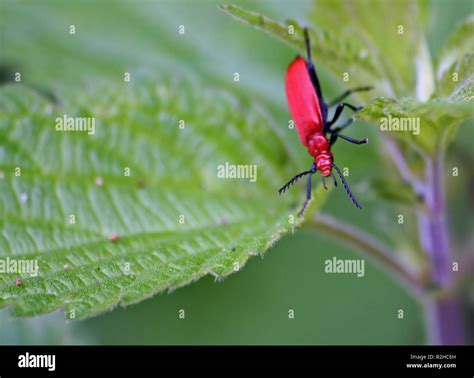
[
  {"left": 308, "top": 213, "right": 423, "bottom": 297},
  {"left": 383, "top": 134, "right": 467, "bottom": 344},
  {"left": 383, "top": 137, "right": 424, "bottom": 195},
  {"left": 418, "top": 154, "right": 467, "bottom": 345}
]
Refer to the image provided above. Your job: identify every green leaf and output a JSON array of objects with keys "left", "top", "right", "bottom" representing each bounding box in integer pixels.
[
  {"left": 219, "top": 4, "right": 386, "bottom": 100},
  {"left": 355, "top": 97, "right": 473, "bottom": 155},
  {"left": 221, "top": 1, "right": 433, "bottom": 100},
  {"left": 0, "top": 1, "right": 294, "bottom": 112},
  {"left": 435, "top": 15, "right": 474, "bottom": 97},
  {"left": 448, "top": 65, "right": 474, "bottom": 102},
  {"left": 0, "top": 79, "right": 328, "bottom": 319},
  {"left": 310, "top": 0, "right": 432, "bottom": 99},
  {"left": 311, "top": 0, "right": 431, "bottom": 97}
]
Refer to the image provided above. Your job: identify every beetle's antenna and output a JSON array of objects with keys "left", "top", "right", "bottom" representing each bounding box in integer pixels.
[
  {"left": 279, "top": 166, "right": 317, "bottom": 195},
  {"left": 332, "top": 163, "right": 362, "bottom": 209},
  {"left": 304, "top": 28, "right": 311, "bottom": 62}
]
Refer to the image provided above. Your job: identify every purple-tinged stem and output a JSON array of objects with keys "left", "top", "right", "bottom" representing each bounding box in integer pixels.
[
  {"left": 418, "top": 153, "right": 467, "bottom": 345},
  {"left": 383, "top": 137, "right": 424, "bottom": 195},
  {"left": 384, "top": 135, "right": 467, "bottom": 344}
]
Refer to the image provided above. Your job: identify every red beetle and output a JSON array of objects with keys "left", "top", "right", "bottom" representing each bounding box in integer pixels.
[{"left": 279, "top": 28, "right": 372, "bottom": 215}]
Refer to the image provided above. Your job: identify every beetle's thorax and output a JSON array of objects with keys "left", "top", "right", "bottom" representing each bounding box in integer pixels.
[{"left": 307, "top": 132, "right": 333, "bottom": 177}]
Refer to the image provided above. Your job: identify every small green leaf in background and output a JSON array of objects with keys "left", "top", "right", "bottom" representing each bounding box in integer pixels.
[
  {"left": 0, "top": 79, "right": 328, "bottom": 319},
  {"left": 355, "top": 97, "right": 473, "bottom": 155},
  {"left": 435, "top": 16, "right": 474, "bottom": 98},
  {"left": 310, "top": 0, "right": 431, "bottom": 99}
]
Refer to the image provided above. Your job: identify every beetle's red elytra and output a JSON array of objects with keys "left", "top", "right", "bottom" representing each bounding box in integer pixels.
[{"left": 279, "top": 28, "right": 373, "bottom": 216}]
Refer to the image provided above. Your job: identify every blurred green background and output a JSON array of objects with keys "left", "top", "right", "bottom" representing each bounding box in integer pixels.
[{"left": 0, "top": 0, "right": 472, "bottom": 344}]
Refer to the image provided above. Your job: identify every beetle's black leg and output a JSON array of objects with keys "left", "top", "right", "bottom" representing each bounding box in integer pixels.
[
  {"left": 327, "top": 103, "right": 362, "bottom": 127},
  {"left": 331, "top": 132, "right": 368, "bottom": 145},
  {"left": 331, "top": 117, "right": 354, "bottom": 133},
  {"left": 304, "top": 27, "right": 312, "bottom": 62},
  {"left": 329, "top": 119, "right": 368, "bottom": 147},
  {"left": 332, "top": 173, "right": 338, "bottom": 187},
  {"left": 325, "top": 104, "right": 344, "bottom": 130},
  {"left": 328, "top": 86, "right": 373, "bottom": 108},
  {"left": 343, "top": 103, "right": 362, "bottom": 112},
  {"left": 303, "top": 28, "right": 325, "bottom": 110},
  {"left": 298, "top": 169, "right": 316, "bottom": 216},
  {"left": 329, "top": 132, "right": 338, "bottom": 146}
]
